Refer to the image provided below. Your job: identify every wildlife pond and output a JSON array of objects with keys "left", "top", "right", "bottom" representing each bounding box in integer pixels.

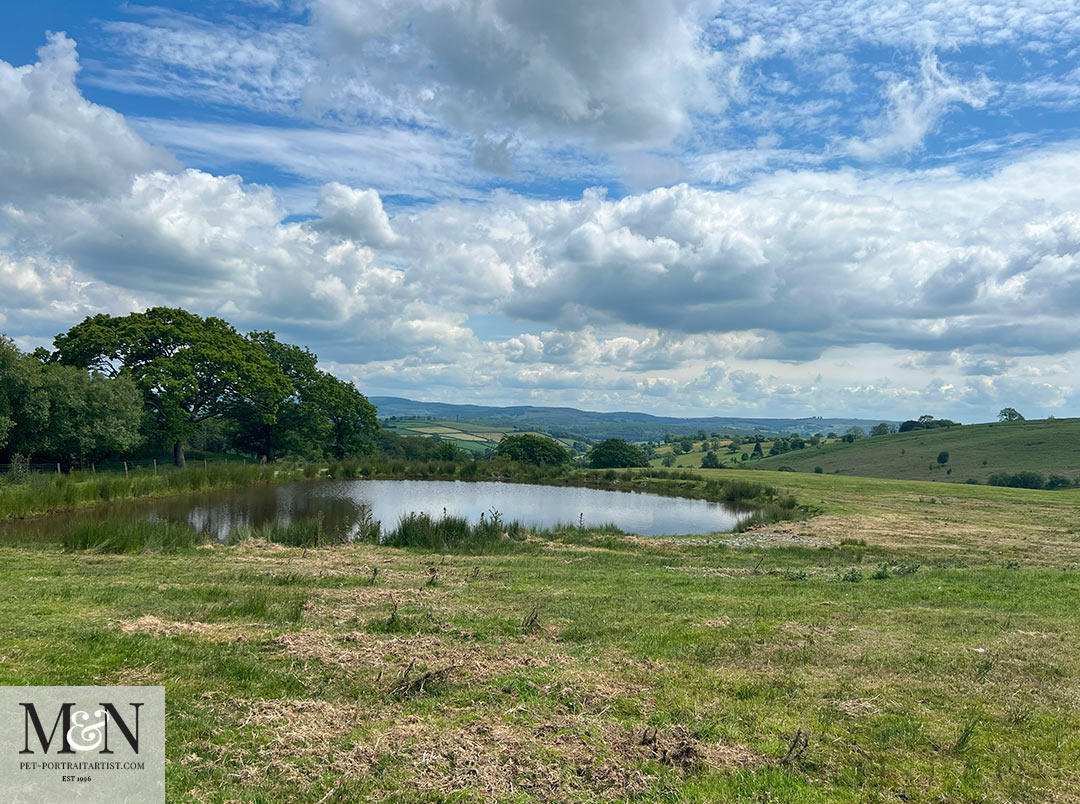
[{"left": 1, "top": 479, "right": 756, "bottom": 542}]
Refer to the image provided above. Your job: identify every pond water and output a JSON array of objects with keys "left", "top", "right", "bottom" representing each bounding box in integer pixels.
[{"left": 0, "top": 479, "right": 756, "bottom": 543}]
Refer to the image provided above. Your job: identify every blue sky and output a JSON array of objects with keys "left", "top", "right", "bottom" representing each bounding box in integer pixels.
[{"left": 2, "top": 1, "right": 1079, "bottom": 421}]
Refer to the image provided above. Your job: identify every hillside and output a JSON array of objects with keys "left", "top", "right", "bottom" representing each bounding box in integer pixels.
[
  {"left": 748, "top": 418, "right": 1080, "bottom": 483},
  {"left": 371, "top": 396, "right": 893, "bottom": 441}
]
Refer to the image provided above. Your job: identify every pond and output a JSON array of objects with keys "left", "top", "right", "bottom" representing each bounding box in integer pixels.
[{"left": 0, "top": 479, "right": 756, "bottom": 543}]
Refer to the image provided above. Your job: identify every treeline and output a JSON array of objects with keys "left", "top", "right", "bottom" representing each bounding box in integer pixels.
[
  {"left": 985, "top": 471, "right": 1077, "bottom": 490},
  {"left": 2, "top": 308, "right": 377, "bottom": 468}
]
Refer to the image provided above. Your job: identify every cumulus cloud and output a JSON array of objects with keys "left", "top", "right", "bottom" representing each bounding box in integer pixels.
[
  {"left": 0, "top": 33, "right": 173, "bottom": 202},
  {"left": 308, "top": 0, "right": 721, "bottom": 145},
  {"left": 311, "top": 183, "right": 403, "bottom": 247}
]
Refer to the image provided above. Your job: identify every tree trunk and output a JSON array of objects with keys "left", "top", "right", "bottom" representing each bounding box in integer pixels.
[{"left": 173, "top": 440, "right": 186, "bottom": 468}]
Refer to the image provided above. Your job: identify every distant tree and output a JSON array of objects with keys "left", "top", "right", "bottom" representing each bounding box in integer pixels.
[
  {"left": 937, "top": 451, "right": 949, "bottom": 465},
  {"left": 701, "top": 451, "right": 721, "bottom": 469},
  {"left": 740, "top": 452, "right": 749, "bottom": 461},
  {"left": 998, "top": 407, "right": 1025, "bottom": 422},
  {"left": 845, "top": 426, "right": 865, "bottom": 439},
  {"left": 661, "top": 455, "right": 676, "bottom": 467},
  {"left": 585, "top": 439, "right": 648, "bottom": 468},
  {"left": 495, "top": 433, "right": 571, "bottom": 465},
  {"left": 827, "top": 432, "right": 838, "bottom": 439},
  {"left": 751, "top": 442, "right": 764, "bottom": 458},
  {"left": 870, "top": 422, "right": 892, "bottom": 436},
  {"left": 432, "top": 441, "right": 469, "bottom": 461}
]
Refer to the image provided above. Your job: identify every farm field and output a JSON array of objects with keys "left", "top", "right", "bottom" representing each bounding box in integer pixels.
[
  {"left": 2, "top": 469, "right": 1079, "bottom": 802},
  {"left": 383, "top": 418, "right": 581, "bottom": 455}
]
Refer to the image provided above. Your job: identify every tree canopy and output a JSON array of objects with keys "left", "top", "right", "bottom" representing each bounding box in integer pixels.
[
  {"left": 54, "top": 308, "right": 289, "bottom": 466},
  {"left": 998, "top": 407, "right": 1025, "bottom": 422},
  {"left": 585, "top": 438, "right": 648, "bottom": 468},
  {"left": 494, "top": 433, "right": 572, "bottom": 465},
  {"left": 1, "top": 336, "right": 143, "bottom": 465}
]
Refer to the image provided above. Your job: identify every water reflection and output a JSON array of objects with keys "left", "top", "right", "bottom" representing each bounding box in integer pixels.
[{"left": 1, "top": 479, "right": 755, "bottom": 543}]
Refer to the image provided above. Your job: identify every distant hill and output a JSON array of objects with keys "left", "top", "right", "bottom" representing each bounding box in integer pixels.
[
  {"left": 750, "top": 418, "right": 1080, "bottom": 483},
  {"left": 370, "top": 396, "right": 896, "bottom": 442}
]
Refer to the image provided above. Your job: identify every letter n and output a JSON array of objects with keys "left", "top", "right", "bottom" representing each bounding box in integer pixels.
[{"left": 100, "top": 702, "right": 142, "bottom": 754}]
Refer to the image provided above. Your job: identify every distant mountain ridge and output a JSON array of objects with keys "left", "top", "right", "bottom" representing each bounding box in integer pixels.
[{"left": 370, "top": 396, "right": 897, "bottom": 441}]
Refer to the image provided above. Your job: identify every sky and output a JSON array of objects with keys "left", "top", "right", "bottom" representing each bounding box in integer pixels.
[{"left": 1, "top": 1, "right": 1079, "bottom": 422}]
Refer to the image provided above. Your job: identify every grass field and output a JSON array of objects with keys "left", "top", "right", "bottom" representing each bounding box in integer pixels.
[
  {"left": 2, "top": 469, "right": 1079, "bottom": 801},
  {"left": 384, "top": 419, "right": 580, "bottom": 454},
  {"left": 749, "top": 418, "right": 1080, "bottom": 483}
]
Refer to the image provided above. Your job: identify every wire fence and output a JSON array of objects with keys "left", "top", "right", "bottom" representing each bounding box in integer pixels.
[{"left": 0, "top": 456, "right": 253, "bottom": 475}]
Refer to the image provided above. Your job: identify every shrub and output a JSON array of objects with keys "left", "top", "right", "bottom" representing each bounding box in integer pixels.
[
  {"left": 987, "top": 471, "right": 1046, "bottom": 490},
  {"left": 814, "top": 466, "right": 823, "bottom": 474}
]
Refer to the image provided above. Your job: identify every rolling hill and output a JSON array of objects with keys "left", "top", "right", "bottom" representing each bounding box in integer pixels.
[
  {"left": 371, "top": 396, "right": 894, "bottom": 442},
  {"left": 748, "top": 418, "right": 1080, "bottom": 483}
]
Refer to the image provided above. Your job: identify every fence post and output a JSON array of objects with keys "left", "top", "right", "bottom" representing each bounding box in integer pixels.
[
  {"left": 123, "top": 461, "right": 128, "bottom": 476},
  {"left": 91, "top": 464, "right": 96, "bottom": 474},
  {"left": 57, "top": 463, "right": 61, "bottom": 475},
  {"left": 203, "top": 459, "right": 208, "bottom": 470},
  {"left": 153, "top": 458, "right": 157, "bottom": 474}
]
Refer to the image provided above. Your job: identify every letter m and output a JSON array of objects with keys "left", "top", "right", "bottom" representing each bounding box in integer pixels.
[{"left": 20, "top": 703, "right": 75, "bottom": 754}]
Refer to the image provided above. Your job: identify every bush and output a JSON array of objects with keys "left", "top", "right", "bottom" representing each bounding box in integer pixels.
[
  {"left": 1047, "top": 474, "right": 1074, "bottom": 489},
  {"left": 987, "top": 471, "right": 1046, "bottom": 490},
  {"left": 814, "top": 466, "right": 823, "bottom": 474},
  {"left": 585, "top": 439, "right": 649, "bottom": 468}
]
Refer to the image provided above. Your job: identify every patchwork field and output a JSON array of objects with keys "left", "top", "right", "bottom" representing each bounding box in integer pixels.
[
  {"left": 383, "top": 419, "right": 580, "bottom": 454},
  {"left": 2, "top": 469, "right": 1079, "bottom": 802}
]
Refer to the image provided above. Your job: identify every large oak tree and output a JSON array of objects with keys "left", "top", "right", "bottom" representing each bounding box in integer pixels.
[{"left": 54, "top": 308, "right": 289, "bottom": 466}]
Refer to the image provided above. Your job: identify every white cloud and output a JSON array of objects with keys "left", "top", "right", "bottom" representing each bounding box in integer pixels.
[
  {"left": 0, "top": 33, "right": 173, "bottom": 202},
  {"left": 311, "top": 183, "right": 403, "bottom": 247},
  {"left": 308, "top": 0, "right": 723, "bottom": 146},
  {"left": 846, "top": 53, "right": 994, "bottom": 160}
]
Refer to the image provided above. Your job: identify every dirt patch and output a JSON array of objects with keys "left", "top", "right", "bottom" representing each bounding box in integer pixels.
[
  {"left": 118, "top": 615, "right": 252, "bottom": 642},
  {"left": 832, "top": 698, "right": 881, "bottom": 718},
  {"left": 272, "top": 629, "right": 578, "bottom": 686}
]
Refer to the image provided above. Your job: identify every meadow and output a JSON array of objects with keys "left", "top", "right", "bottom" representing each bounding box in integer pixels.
[
  {"left": 750, "top": 418, "right": 1080, "bottom": 484},
  {"left": 1, "top": 468, "right": 1078, "bottom": 802}
]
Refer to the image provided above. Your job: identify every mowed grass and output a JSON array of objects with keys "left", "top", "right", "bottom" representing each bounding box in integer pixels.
[
  {"left": 2, "top": 471, "right": 1080, "bottom": 801},
  {"left": 751, "top": 418, "right": 1080, "bottom": 484}
]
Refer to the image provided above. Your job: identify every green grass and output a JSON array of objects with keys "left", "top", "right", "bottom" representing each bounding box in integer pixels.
[
  {"left": 748, "top": 417, "right": 1080, "bottom": 484},
  {"left": 3, "top": 469, "right": 1080, "bottom": 801}
]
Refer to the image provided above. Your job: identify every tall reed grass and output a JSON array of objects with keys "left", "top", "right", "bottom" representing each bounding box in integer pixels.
[
  {"left": 0, "top": 462, "right": 307, "bottom": 520},
  {"left": 378, "top": 511, "right": 530, "bottom": 554}
]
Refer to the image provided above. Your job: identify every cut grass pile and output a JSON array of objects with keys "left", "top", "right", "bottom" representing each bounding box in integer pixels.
[{"left": 4, "top": 469, "right": 1080, "bottom": 801}]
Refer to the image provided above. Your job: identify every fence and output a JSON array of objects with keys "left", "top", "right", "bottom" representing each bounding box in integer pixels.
[{"left": 0, "top": 456, "right": 252, "bottom": 476}]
